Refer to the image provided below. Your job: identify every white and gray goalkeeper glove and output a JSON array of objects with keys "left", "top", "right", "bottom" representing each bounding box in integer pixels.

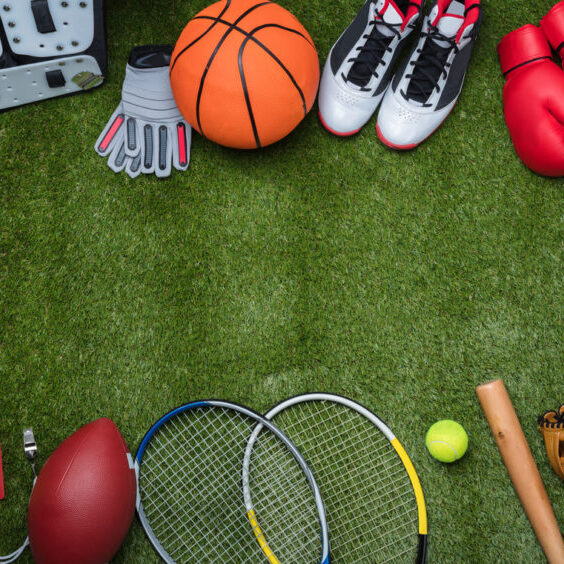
[{"left": 95, "top": 45, "right": 191, "bottom": 179}]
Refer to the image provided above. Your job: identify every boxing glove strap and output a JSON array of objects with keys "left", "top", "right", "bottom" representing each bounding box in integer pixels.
[
  {"left": 498, "top": 24, "right": 553, "bottom": 77},
  {"left": 541, "top": 1, "right": 564, "bottom": 57}
]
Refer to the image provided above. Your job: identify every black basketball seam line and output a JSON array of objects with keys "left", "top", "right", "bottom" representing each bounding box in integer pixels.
[
  {"left": 170, "top": 0, "right": 313, "bottom": 78},
  {"left": 192, "top": 13, "right": 316, "bottom": 49},
  {"left": 237, "top": 44, "right": 261, "bottom": 148},
  {"left": 169, "top": 0, "right": 233, "bottom": 75},
  {"left": 240, "top": 23, "right": 311, "bottom": 114},
  {"left": 171, "top": 2, "right": 314, "bottom": 141},
  {"left": 192, "top": 2, "right": 273, "bottom": 135},
  {"left": 238, "top": 24, "right": 312, "bottom": 148},
  {"left": 191, "top": 16, "right": 316, "bottom": 145}
]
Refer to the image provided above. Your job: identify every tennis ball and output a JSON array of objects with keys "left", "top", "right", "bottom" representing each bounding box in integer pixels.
[{"left": 425, "top": 420, "right": 468, "bottom": 463}]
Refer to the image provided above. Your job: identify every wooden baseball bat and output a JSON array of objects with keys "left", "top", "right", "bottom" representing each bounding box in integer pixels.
[{"left": 476, "top": 379, "right": 564, "bottom": 564}]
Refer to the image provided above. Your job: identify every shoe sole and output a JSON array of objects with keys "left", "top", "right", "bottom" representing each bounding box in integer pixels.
[
  {"left": 318, "top": 110, "right": 362, "bottom": 137},
  {"left": 376, "top": 123, "right": 419, "bottom": 149}
]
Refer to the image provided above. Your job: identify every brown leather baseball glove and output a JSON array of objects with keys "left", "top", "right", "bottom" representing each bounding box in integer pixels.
[{"left": 538, "top": 404, "right": 564, "bottom": 480}]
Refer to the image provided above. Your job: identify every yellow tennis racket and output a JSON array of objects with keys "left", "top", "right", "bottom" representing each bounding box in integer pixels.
[{"left": 245, "top": 393, "right": 427, "bottom": 563}]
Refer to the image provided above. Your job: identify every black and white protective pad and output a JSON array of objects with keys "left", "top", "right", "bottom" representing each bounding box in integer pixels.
[{"left": 0, "top": 0, "right": 106, "bottom": 111}]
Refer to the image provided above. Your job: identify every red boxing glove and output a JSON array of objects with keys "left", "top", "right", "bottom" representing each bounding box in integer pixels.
[
  {"left": 541, "top": 0, "right": 564, "bottom": 60},
  {"left": 498, "top": 24, "right": 564, "bottom": 177}
]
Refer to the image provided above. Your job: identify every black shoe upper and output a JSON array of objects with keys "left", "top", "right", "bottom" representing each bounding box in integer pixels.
[
  {"left": 330, "top": 0, "right": 422, "bottom": 92},
  {"left": 391, "top": 0, "right": 481, "bottom": 110}
]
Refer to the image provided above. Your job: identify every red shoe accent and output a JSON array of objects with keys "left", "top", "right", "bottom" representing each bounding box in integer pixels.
[
  {"left": 376, "top": 124, "right": 419, "bottom": 149},
  {"left": 318, "top": 111, "right": 362, "bottom": 137}
]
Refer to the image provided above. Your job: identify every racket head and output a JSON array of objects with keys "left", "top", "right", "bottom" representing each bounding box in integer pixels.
[
  {"left": 252, "top": 393, "right": 428, "bottom": 563},
  {"left": 135, "top": 400, "right": 330, "bottom": 564}
]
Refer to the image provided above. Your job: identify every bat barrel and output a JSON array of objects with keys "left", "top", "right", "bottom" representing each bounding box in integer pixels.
[{"left": 476, "top": 379, "right": 564, "bottom": 564}]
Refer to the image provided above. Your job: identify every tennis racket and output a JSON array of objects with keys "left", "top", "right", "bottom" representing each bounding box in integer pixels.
[
  {"left": 244, "top": 393, "right": 427, "bottom": 563},
  {"left": 135, "top": 400, "right": 330, "bottom": 563}
]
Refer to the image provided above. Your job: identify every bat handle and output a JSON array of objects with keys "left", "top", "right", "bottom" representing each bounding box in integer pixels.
[{"left": 477, "top": 379, "right": 564, "bottom": 564}]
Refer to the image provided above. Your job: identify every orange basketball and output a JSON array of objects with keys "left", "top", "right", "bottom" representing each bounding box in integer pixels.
[{"left": 170, "top": 0, "right": 320, "bottom": 149}]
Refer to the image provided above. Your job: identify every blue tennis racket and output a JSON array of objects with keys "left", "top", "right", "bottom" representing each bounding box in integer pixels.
[{"left": 135, "top": 400, "right": 330, "bottom": 563}]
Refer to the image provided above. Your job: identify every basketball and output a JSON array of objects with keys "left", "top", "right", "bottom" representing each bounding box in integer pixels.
[{"left": 170, "top": 0, "right": 320, "bottom": 149}]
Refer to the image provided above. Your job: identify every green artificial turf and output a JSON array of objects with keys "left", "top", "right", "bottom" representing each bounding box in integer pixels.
[{"left": 1, "top": 0, "right": 562, "bottom": 562}]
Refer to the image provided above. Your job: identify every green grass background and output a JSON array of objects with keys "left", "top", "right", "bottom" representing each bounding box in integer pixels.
[{"left": 1, "top": 0, "right": 562, "bottom": 561}]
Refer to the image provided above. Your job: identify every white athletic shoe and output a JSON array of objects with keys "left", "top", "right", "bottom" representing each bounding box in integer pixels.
[
  {"left": 376, "top": 0, "right": 481, "bottom": 148},
  {"left": 318, "top": 0, "right": 424, "bottom": 136}
]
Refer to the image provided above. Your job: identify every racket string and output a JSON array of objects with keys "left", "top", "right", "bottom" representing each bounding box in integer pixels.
[
  {"left": 271, "top": 401, "right": 422, "bottom": 562},
  {"left": 141, "top": 418, "right": 247, "bottom": 557},
  {"left": 247, "top": 438, "right": 322, "bottom": 558},
  {"left": 143, "top": 410, "right": 261, "bottom": 558},
  {"left": 138, "top": 405, "right": 325, "bottom": 562}
]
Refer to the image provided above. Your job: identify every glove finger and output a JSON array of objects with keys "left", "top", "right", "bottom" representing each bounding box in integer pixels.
[
  {"left": 154, "top": 125, "right": 173, "bottom": 178},
  {"left": 107, "top": 140, "right": 128, "bottom": 173},
  {"left": 95, "top": 105, "right": 126, "bottom": 157},
  {"left": 125, "top": 152, "right": 143, "bottom": 178},
  {"left": 140, "top": 122, "right": 157, "bottom": 175},
  {"left": 124, "top": 116, "right": 141, "bottom": 158},
  {"left": 172, "top": 121, "right": 191, "bottom": 172}
]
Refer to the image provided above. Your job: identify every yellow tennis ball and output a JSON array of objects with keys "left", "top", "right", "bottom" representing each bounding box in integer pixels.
[{"left": 425, "top": 420, "right": 468, "bottom": 463}]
